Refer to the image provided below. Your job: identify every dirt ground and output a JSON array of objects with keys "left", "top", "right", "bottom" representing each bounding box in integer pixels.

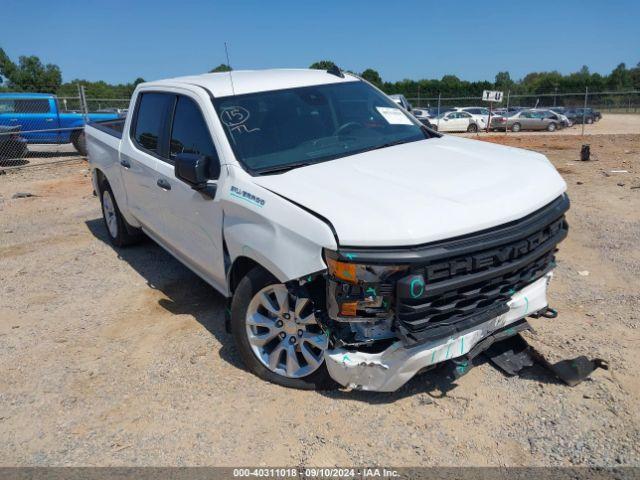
[{"left": 0, "top": 133, "right": 639, "bottom": 467}]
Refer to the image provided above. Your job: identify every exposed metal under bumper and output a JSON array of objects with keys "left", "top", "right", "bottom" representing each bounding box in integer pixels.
[{"left": 325, "top": 273, "right": 552, "bottom": 392}]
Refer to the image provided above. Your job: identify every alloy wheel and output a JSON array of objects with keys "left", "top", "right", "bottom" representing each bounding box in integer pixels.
[{"left": 245, "top": 284, "right": 327, "bottom": 378}]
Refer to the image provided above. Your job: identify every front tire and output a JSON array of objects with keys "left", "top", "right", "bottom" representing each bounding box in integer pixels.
[
  {"left": 230, "top": 267, "right": 335, "bottom": 390},
  {"left": 547, "top": 122, "right": 557, "bottom": 132},
  {"left": 99, "top": 180, "right": 142, "bottom": 247},
  {"left": 586, "top": 117, "right": 593, "bottom": 124}
]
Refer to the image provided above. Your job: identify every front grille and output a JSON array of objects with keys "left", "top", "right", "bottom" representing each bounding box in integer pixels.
[
  {"left": 397, "top": 250, "right": 556, "bottom": 343},
  {"left": 392, "top": 196, "right": 569, "bottom": 345}
]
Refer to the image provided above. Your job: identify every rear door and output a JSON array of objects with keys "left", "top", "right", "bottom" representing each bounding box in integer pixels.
[
  {"left": 151, "top": 92, "right": 227, "bottom": 290},
  {"left": 458, "top": 111, "right": 474, "bottom": 130},
  {"left": 119, "top": 91, "right": 174, "bottom": 232}
]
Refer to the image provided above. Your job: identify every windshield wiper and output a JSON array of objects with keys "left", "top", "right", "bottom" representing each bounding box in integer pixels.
[{"left": 255, "top": 161, "right": 314, "bottom": 175}]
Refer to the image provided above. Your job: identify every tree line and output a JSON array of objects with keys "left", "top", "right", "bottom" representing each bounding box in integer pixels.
[
  {"left": 1, "top": 48, "right": 639, "bottom": 99},
  {"left": 308, "top": 60, "right": 640, "bottom": 99}
]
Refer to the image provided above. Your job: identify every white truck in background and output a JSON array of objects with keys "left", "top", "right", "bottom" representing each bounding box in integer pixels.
[{"left": 85, "top": 68, "right": 569, "bottom": 391}]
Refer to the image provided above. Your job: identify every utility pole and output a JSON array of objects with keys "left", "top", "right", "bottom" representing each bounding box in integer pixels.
[{"left": 581, "top": 86, "right": 588, "bottom": 136}]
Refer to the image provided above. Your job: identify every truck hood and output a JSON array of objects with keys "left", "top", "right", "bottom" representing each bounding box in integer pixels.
[{"left": 253, "top": 135, "right": 567, "bottom": 247}]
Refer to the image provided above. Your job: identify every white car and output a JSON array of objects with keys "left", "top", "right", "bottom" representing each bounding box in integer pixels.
[
  {"left": 433, "top": 110, "right": 481, "bottom": 132},
  {"left": 86, "top": 69, "right": 569, "bottom": 392},
  {"left": 457, "top": 106, "right": 498, "bottom": 128}
]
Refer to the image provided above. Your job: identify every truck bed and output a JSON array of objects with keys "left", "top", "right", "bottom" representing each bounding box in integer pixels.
[{"left": 87, "top": 118, "right": 126, "bottom": 139}]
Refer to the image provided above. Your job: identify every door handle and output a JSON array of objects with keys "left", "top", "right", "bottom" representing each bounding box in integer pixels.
[
  {"left": 10, "top": 118, "right": 17, "bottom": 122},
  {"left": 45, "top": 118, "right": 54, "bottom": 122},
  {"left": 120, "top": 159, "right": 130, "bottom": 168},
  {"left": 157, "top": 178, "right": 171, "bottom": 190}
]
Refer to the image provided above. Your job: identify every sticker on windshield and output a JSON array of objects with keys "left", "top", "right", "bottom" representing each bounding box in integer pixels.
[
  {"left": 220, "top": 106, "right": 260, "bottom": 133},
  {"left": 376, "top": 106, "right": 413, "bottom": 125}
]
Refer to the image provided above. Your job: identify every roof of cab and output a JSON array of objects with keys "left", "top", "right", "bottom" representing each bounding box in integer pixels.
[{"left": 142, "top": 69, "right": 360, "bottom": 98}]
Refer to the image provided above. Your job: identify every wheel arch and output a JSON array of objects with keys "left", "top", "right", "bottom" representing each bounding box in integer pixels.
[{"left": 227, "top": 255, "right": 271, "bottom": 295}]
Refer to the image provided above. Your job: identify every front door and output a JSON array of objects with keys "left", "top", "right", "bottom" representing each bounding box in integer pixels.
[{"left": 152, "top": 93, "right": 226, "bottom": 290}]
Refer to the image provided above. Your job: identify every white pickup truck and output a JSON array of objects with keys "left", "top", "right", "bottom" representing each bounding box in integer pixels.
[{"left": 86, "top": 68, "right": 569, "bottom": 392}]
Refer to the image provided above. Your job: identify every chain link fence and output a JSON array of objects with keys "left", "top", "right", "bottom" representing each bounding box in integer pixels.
[
  {"left": 408, "top": 90, "right": 640, "bottom": 134},
  {"left": 1, "top": 86, "right": 639, "bottom": 170},
  {"left": 0, "top": 85, "right": 129, "bottom": 169}
]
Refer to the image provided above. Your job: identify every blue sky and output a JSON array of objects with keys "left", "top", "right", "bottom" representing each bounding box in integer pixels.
[{"left": 2, "top": 0, "right": 639, "bottom": 84}]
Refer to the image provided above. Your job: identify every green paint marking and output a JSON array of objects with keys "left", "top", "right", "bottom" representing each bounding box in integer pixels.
[
  {"left": 342, "top": 354, "right": 351, "bottom": 365},
  {"left": 508, "top": 288, "right": 516, "bottom": 295},
  {"left": 460, "top": 337, "right": 465, "bottom": 355},
  {"left": 445, "top": 343, "right": 451, "bottom": 360},
  {"left": 524, "top": 296, "right": 529, "bottom": 315},
  {"left": 345, "top": 253, "right": 357, "bottom": 260},
  {"left": 306, "top": 276, "right": 312, "bottom": 282},
  {"left": 365, "top": 287, "right": 377, "bottom": 296},
  {"left": 382, "top": 299, "right": 389, "bottom": 309},
  {"left": 431, "top": 350, "right": 436, "bottom": 363},
  {"left": 342, "top": 270, "right": 352, "bottom": 278},
  {"left": 456, "top": 361, "right": 469, "bottom": 374},
  {"left": 410, "top": 278, "right": 425, "bottom": 298}
]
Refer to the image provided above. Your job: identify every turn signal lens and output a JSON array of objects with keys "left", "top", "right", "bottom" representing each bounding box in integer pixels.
[{"left": 326, "top": 257, "right": 357, "bottom": 283}]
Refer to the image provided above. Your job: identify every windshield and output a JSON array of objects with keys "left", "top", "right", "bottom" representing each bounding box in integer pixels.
[{"left": 213, "top": 81, "right": 431, "bottom": 174}]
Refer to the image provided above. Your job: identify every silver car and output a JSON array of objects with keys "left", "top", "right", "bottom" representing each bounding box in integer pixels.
[{"left": 505, "top": 110, "right": 562, "bottom": 132}]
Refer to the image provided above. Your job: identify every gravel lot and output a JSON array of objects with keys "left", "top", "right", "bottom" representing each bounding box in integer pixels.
[{"left": 0, "top": 133, "right": 639, "bottom": 467}]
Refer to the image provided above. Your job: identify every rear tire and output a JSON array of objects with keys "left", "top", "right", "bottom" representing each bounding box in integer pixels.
[
  {"left": 586, "top": 117, "right": 593, "bottom": 125},
  {"left": 99, "top": 180, "right": 142, "bottom": 247},
  {"left": 467, "top": 123, "right": 478, "bottom": 133},
  {"left": 230, "top": 267, "right": 336, "bottom": 390},
  {"left": 511, "top": 122, "right": 521, "bottom": 132},
  {"left": 72, "top": 130, "right": 87, "bottom": 156}
]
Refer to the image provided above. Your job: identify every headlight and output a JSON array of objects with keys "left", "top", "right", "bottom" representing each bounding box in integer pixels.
[
  {"left": 323, "top": 249, "right": 407, "bottom": 320},
  {"left": 324, "top": 249, "right": 405, "bottom": 284}
]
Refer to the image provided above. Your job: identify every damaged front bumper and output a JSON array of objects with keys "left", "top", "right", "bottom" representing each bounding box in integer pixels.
[{"left": 325, "top": 273, "right": 552, "bottom": 392}]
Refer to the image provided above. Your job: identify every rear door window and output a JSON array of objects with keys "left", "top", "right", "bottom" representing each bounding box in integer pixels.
[{"left": 132, "top": 92, "right": 173, "bottom": 154}]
